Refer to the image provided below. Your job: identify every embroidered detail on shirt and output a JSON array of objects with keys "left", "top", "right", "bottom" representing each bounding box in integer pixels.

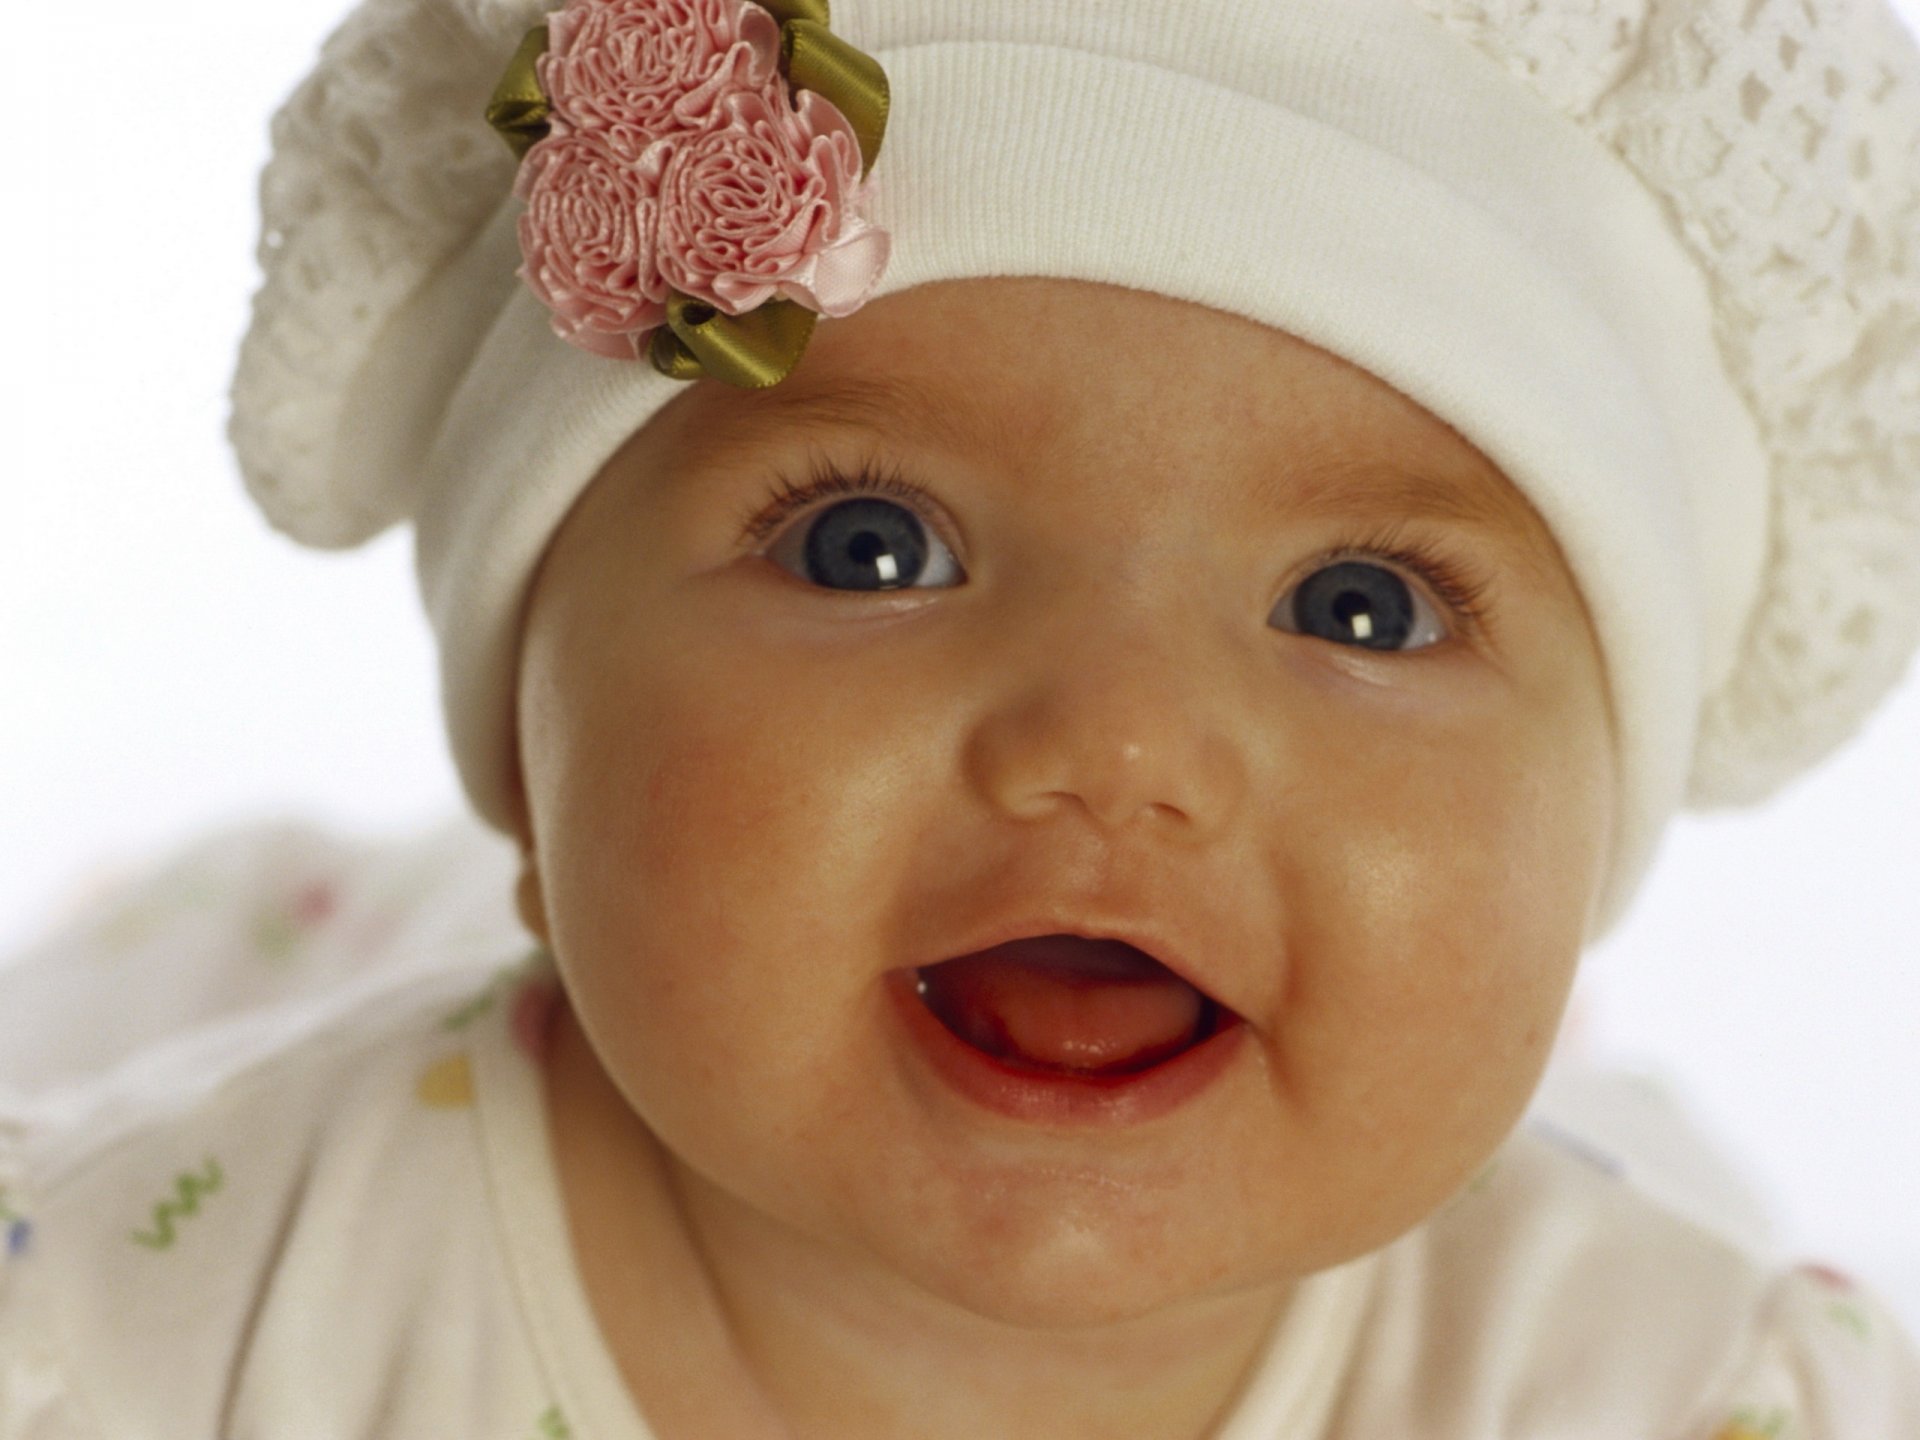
[
  {"left": 441, "top": 952, "right": 545, "bottom": 1032},
  {"left": 1797, "top": 1262, "right": 1856, "bottom": 1289},
  {"left": 130, "top": 1157, "right": 225, "bottom": 1250},
  {"left": 1523, "top": 1116, "right": 1626, "bottom": 1178},
  {"left": 1439, "top": 1155, "right": 1504, "bottom": 1214},
  {"left": 509, "top": 974, "right": 562, "bottom": 1065},
  {"left": 0, "top": 1188, "right": 30, "bottom": 1259},
  {"left": 252, "top": 879, "right": 343, "bottom": 961},
  {"left": 252, "top": 911, "right": 303, "bottom": 961},
  {"left": 416, "top": 1052, "right": 477, "bottom": 1109},
  {"left": 1824, "top": 1301, "right": 1872, "bottom": 1339},
  {"left": 92, "top": 869, "right": 222, "bottom": 952},
  {"left": 1795, "top": 1261, "right": 1873, "bottom": 1339},
  {"left": 534, "top": 1404, "right": 573, "bottom": 1438},
  {"left": 1713, "top": 1405, "right": 1791, "bottom": 1440}
]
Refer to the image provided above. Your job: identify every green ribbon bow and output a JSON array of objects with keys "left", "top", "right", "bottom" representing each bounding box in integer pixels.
[{"left": 486, "top": 0, "right": 890, "bottom": 388}]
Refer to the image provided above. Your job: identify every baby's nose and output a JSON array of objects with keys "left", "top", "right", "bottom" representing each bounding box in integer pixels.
[{"left": 957, "top": 597, "right": 1251, "bottom": 840}]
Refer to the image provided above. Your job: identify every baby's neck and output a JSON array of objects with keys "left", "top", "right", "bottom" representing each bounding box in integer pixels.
[{"left": 543, "top": 1002, "right": 1295, "bottom": 1440}]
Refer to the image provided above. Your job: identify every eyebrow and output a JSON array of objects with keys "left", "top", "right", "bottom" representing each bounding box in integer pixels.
[
  {"left": 1260, "top": 459, "right": 1552, "bottom": 547},
  {"left": 694, "top": 371, "right": 1007, "bottom": 469},
  {"left": 688, "top": 374, "right": 1562, "bottom": 582},
  {"left": 1242, "top": 458, "right": 1568, "bottom": 601}
]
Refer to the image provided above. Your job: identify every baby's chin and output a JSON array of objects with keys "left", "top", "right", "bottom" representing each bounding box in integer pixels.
[
  {"left": 797, "top": 1094, "right": 1522, "bottom": 1338},
  {"left": 872, "top": 1210, "right": 1314, "bottom": 1340},
  {"left": 816, "top": 1151, "right": 1360, "bottom": 1334}
]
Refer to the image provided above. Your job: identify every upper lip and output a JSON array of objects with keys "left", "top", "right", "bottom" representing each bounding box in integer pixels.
[{"left": 912, "top": 910, "right": 1249, "bottom": 1022}]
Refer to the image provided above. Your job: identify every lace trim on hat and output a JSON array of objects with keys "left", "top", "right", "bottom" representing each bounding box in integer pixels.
[{"left": 1411, "top": 0, "right": 1920, "bottom": 804}]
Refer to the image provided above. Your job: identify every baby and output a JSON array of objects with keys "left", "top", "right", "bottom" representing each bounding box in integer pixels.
[
  {"left": 512, "top": 272, "right": 1625, "bottom": 1437},
  {"left": 4, "top": 0, "right": 1919, "bottom": 1436}
]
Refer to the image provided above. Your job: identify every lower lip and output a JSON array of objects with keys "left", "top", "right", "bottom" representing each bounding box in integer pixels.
[{"left": 885, "top": 970, "right": 1248, "bottom": 1127}]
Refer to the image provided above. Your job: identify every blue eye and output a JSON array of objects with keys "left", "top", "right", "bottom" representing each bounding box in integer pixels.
[
  {"left": 744, "top": 464, "right": 1488, "bottom": 643},
  {"left": 1277, "top": 560, "right": 1447, "bottom": 652},
  {"left": 765, "top": 494, "right": 964, "bottom": 592}
]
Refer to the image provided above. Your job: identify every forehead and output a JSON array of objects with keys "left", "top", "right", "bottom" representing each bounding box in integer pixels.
[{"left": 656, "top": 278, "right": 1568, "bottom": 584}]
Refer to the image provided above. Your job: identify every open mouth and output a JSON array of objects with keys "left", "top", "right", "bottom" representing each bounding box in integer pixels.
[
  {"left": 915, "top": 934, "right": 1234, "bottom": 1079},
  {"left": 896, "top": 933, "right": 1246, "bottom": 1123}
]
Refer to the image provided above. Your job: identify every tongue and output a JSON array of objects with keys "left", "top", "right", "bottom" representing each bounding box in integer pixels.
[{"left": 918, "top": 935, "right": 1209, "bottom": 1075}]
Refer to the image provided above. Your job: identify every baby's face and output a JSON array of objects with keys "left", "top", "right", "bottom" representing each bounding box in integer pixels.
[{"left": 514, "top": 277, "right": 1614, "bottom": 1327}]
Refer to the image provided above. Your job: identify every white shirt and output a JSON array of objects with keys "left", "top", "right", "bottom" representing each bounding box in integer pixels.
[{"left": 2, "top": 818, "right": 1915, "bottom": 1439}]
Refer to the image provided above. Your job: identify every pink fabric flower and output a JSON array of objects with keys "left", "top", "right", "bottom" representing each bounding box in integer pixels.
[
  {"left": 510, "top": 0, "right": 893, "bottom": 360},
  {"left": 516, "top": 131, "right": 668, "bottom": 358},
  {"left": 646, "top": 87, "right": 890, "bottom": 318},
  {"left": 540, "top": 0, "right": 781, "bottom": 159}
]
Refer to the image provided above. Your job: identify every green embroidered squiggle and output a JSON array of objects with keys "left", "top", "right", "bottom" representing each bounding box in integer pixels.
[
  {"left": 442, "top": 951, "right": 548, "bottom": 1032},
  {"left": 1724, "top": 1405, "right": 1791, "bottom": 1437},
  {"left": 1826, "top": 1300, "right": 1872, "bottom": 1339},
  {"left": 130, "top": 1157, "right": 224, "bottom": 1250},
  {"left": 253, "top": 910, "right": 302, "bottom": 961},
  {"left": 441, "top": 981, "right": 505, "bottom": 1032},
  {"left": 536, "top": 1405, "right": 572, "bottom": 1439}
]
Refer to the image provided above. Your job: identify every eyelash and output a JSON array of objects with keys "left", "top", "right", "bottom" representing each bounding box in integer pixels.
[
  {"left": 736, "top": 457, "right": 1495, "bottom": 636},
  {"left": 737, "top": 454, "right": 933, "bottom": 547}
]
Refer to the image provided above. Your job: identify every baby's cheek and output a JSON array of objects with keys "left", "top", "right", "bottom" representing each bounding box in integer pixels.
[
  {"left": 544, "top": 724, "right": 891, "bottom": 1113},
  {"left": 1285, "top": 751, "right": 1589, "bottom": 1194}
]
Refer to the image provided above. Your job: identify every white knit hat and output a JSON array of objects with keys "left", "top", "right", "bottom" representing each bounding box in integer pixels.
[{"left": 230, "top": 0, "right": 1920, "bottom": 943}]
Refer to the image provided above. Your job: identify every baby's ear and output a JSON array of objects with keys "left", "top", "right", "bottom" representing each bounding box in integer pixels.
[
  {"left": 501, "top": 737, "right": 553, "bottom": 944},
  {"left": 514, "top": 856, "right": 553, "bottom": 946}
]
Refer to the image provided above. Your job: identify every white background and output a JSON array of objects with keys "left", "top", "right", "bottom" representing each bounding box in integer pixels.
[{"left": 4, "top": 0, "right": 1918, "bottom": 1336}]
